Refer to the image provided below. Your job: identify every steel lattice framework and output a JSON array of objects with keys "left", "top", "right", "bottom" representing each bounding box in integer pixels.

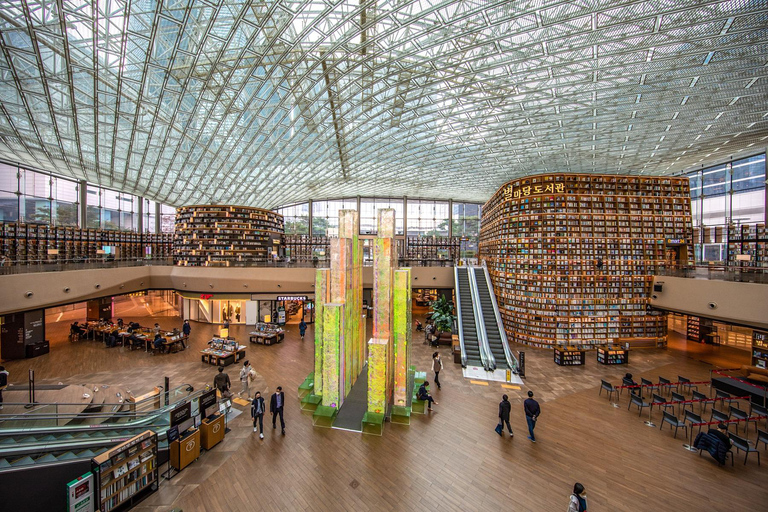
[{"left": 0, "top": 0, "right": 766, "bottom": 208}]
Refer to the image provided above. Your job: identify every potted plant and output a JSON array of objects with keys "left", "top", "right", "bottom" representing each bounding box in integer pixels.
[{"left": 428, "top": 296, "right": 455, "bottom": 345}]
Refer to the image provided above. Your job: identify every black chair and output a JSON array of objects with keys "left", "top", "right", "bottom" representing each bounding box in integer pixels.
[
  {"left": 628, "top": 394, "right": 651, "bottom": 416},
  {"left": 715, "top": 389, "right": 738, "bottom": 409},
  {"left": 729, "top": 406, "right": 750, "bottom": 434},
  {"left": 678, "top": 376, "right": 698, "bottom": 395},
  {"left": 729, "top": 432, "right": 760, "bottom": 466},
  {"left": 670, "top": 392, "right": 688, "bottom": 415},
  {"left": 660, "top": 411, "right": 688, "bottom": 439},
  {"left": 640, "top": 378, "right": 659, "bottom": 397},
  {"left": 658, "top": 376, "right": 675, "bottom": 396},
  {"left": 693, "top": 390, "right": 709, "bottom": 413},
  {"left": 599, "top": 380, "right": 618, "bottom": 402},
  {"left": 684, "top": 410, "right": 704, "bottom": 440},
  {"left": 750, "top": 404, "right": 768, "bottom": 431},
  {"left": 756, "top": 429, "right": 768, "bottom": 451},
  {"left": 650, "top": 393, "right": 674, "bottom": 416},
  {"left": 711, "top": 408, "right": 729, "bottom": 425},
  {"left": 620, "top": 377, "right": 637, "bottom": 396}
]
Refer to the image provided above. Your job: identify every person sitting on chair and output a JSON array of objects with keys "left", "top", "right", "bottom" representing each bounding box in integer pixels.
[
  {"left": 623, "top": 372, "right": 639, "bottom": 396},
  {"left": 708, "top": 422, "right": 732, "bottom": 449},
  {"left": 417, "top": 381, "right": 438, "bottom": 411},
  {"left": 415, "top": 320, "right": 423, "bottom": 331},
  {"left": 152, "top": 333, "right": 164, "bottom": 353}
]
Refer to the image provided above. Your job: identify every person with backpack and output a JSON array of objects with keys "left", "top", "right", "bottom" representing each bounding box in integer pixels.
[
  {"left": 568, "top": 483, "right": 588, "bottom": 512},
  {"left": 251, "top": 391, "right": 266, "bottom": 439}
]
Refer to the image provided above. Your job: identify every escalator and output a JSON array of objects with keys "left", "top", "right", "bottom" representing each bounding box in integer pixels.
[
  {"left": 472, "top": 266, "right": 518, "bottom": 371},
  {"left": 454, "top": 267, "right": 485, "bottom": 368},
  {"left": 0, "top": 384, "right": 197, "bottom": 473}
]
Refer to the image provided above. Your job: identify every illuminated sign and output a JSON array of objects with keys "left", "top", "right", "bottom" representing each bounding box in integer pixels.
[
  {"left": 276, "top": 296, "right": 308, "bottom": 301},
  {"left": 200, "top": 294, "right": 213, "bottom": 300},
  {"left": 666, "top": 239, "right": 684, "bottom": 245},
  {"left": 503, "top": 182, "right": 566, "bottom": 199}
]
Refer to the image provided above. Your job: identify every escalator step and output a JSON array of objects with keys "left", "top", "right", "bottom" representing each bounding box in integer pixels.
[
  {"left": 10, "top": 456, "right": 35, "bottom": 467},
  {"left": 19, "top": 437, "right": 37, "bottom": 444},
  {"left": 93, "top": 448, "right": 108, "bottom": 456},
  {"left": 75, "top": 450, "right": 94, "bottom": 458},
  {"left": 0, "top": 438, "right": 17, "bottom": 445},
  {"left": 35, "top": 454, "right": 58, "bottom": 464},
  {"left": 55, "top": 433, "right": 75, "bottom": 441},
  {"left": 0, "top": 458, "right": 11, "bottom": 468},
  {"left": 38, "top": 435, "right": 58, "bottom": 442},
  {"left": 57, "top": 452, "right": 78, "bottom": 460}
]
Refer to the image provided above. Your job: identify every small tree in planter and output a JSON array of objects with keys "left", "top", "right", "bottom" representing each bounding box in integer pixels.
[{"left": 429, "top": 296, "right": 455, "bottom": 343}]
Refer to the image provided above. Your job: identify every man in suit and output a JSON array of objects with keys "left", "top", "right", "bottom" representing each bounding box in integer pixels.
[
  {"left": 270, "top": 386, "right": 285, "bottom": 434},
  {"left": 251, "top": 391, "right": 266, "bottom": 439}
]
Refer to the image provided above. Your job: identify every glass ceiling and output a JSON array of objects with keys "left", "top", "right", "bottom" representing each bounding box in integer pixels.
[{"left": 0, "top": 0, "right": 766, "bottom": 208}]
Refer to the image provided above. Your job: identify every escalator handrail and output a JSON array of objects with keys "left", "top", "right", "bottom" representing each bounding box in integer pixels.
[
  {"left": 0, "top": 383, "right": 191, "bottom": 411},
  {"left": 480, "top": 265, "right": 518, "bottom": 371},
  {"left": 453, "top": 267, "right": 469, "bottom": 367},
  {"left": 468, "top": 266, "right": 494, "bottom": 371}
]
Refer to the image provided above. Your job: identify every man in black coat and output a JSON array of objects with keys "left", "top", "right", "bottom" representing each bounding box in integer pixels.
[
  {"left": 270, "top": 386, "right": 286, "bottom": 434},
  {"left": 524, "top": 390, "right": 541, "bottom": 442},
  {"left": 497, "top": 394, "right": 512, "bottom": 437}
]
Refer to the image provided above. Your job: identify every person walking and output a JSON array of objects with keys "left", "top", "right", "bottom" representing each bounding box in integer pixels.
[
  {"left": 0, "top": 366, "right": 8, "bottom": 410},
  {"left": 431, "top": 352, "right": 443, "bottom": 390},
  {"left": 213, "top": 367, "right": 233, "bottom": 399},
  {"left": 524, "top": 390, "right": 540, "bottom": 442},
  {"left": 181, "top": 320, "right": 191, "bottom": 350},
  {"left": 270, "top": 386, "right": 286, "bottom": 434},
  {"left": 251, "top": 391, "right": 266, "bottom": 439},
  {"left": 299, "top": 319, "right": 307, "bottom": 341},
  {"left": 568, "top": 483, "right": 588, "bottom": 512},
  {"left": 417, "top": 381, "right": 437, "bottom": 411},
  {"left": 497, "top": 394, "right": 512, "bottom": 437},
  {"left": 239, "top": 361, "right": 255, "bottom": 399}
]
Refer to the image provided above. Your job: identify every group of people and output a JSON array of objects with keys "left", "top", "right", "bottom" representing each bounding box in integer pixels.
[
  {"left": 212, "top": 363, "right": 286, "bottom": 438},
  {"left": 497, "top": 391, "right": 541, "bottom": 442},
  {"left": 72, "top": 318, "right": 192, "bottom": 351}
]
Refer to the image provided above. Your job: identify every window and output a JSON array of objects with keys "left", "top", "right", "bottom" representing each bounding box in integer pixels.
[
  {"left": 360, "top": 198, "right": 403, "bottom": 235},
  {"left": 52, "top": 177, "right": 79, "bottom": 226},
  {"left": 277, "top": 203, "right": 309, "bottom": 234},
  {"left": 312, "top": 198, "right": 357, "bottom": 236},
  {"left": 406, "top": 200, "right": 449, "bottom": 237},
  {"left": 160, "top": 204, "right": 176, "bottom": 233},
  {"left": 0, "top": 163, "right": 19, "bottom": 222},
  {"left": 452, "top": 202, "right": 482, "bottom": 258},
  {"left": 144, "top": 199, "right": 157, "bottom": 233}
]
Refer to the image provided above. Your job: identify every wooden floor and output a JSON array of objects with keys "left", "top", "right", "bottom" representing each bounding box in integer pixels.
[{"left": 3, "top": 313, "right": 765, "bottom": 512}]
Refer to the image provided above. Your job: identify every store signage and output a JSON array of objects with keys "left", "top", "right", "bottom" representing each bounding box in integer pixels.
[
  {"left": 503, "top": 182, "right": 566, "bottom": 199},
  {"left": 185, "top": 439, "right": 196, "bottom": 452},
  {"left": 66, "top": 472, "right": 95, "bottom": 512},
  {"left": 666, "top": 239, "right": 684, "bottom": 244},
  {"left": 170, "top": 402, "right": 191, "bottom": 428},
  {"left": 276, "top": 296, "right": 308, "bottom": 301},
  {"left": 200, "top": 294, "right": 213, "bottom": 300}
]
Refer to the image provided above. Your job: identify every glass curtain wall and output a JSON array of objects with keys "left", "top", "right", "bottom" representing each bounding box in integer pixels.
[
  {"left": 311, "top": 198, "right": 357, "bottom": 236},
  {"left": 360, "top": 198, "right": 404, "bottom": 235},
  {"left": 143, "top": 199, "right": 157, "bottom": 233},
  {"left": 160, "top": 204, "right": 176, "bottom": 232},
  {"left": 688, "top": 152, "right": 766, "bottom": 262},
  {"left": 0, "top": 163, "right": 80, "bottom": 225},
  {"left": 277, "top": 203, "right": 310, "bottom": 234},
  {"left": 452, "top": 202, "right": 481, "bottom": 258},
  {"left": 406, "top": 200, "right": 450, "bottom": 237}
]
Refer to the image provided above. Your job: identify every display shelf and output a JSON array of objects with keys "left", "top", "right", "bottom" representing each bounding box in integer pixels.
[
  {"left": 174, "top": 205, "right": 284, "bottom": 266},
  {"left": 753, "top": 330, "right": 768, "bottom": 369},
  {"left": 597, "top": 345, "right": 629, "bottom": 365},
  {"left": 0, "top": 222, "right": 172, "bottom": 265},
  {"left": 91, "top": 430, "right": 158, "bottom": 512},
  {"left": 553, "top": 347, "right": 585, "bottom": 366},
  {"left": 249, "top": 323, "right": 285, "bottom": 345},
  {"left": 687, "top": 316, "right": 701, "bottom": 342},
  {"left": 479, "top": 174, "right": 692, "bottom": 349},
  {"left": 200, "top": 338, "right": 246, "bottom": 366}
]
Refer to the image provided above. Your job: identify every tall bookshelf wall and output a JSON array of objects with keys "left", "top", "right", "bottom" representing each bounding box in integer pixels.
[
  {"left": 0, "top": 222, "right": 173, "bottom": 264},
  {"left": 478, "top": 173, "right": 693, "bottom": 349},
  {"left": 727, "top": 223, "right": 767, "bottom": 269},
  {"left": 174, "top": 205, "right": 284, "bottom": 266}
]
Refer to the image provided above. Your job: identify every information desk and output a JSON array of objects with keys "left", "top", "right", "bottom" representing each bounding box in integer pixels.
[
  {"left": 554, "top": 347, "right": 585, "bottom": 366},
  {"left": 200, "top": 413, "right": 226, "bottom": 450},
  {"left": 597, "top": 345, "right": 629, "bottom": 365},
  {"left": 170, "top": 428, "right": 200, "bottom": 471},
  {"left": 200, "top": 346, "right": 246, "bottom": 366}
]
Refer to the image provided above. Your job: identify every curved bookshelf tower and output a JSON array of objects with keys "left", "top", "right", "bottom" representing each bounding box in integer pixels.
[
  {"left": 479, "top": 174, "right": 692, "bottom": 350},
  {"left": 174, "top": 205, "right": 284, "bottom": 266}
]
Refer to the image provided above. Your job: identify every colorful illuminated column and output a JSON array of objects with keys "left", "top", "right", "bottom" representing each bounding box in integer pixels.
[
  {"left": 322, "top": 303, "right": 343, "bottom": 408},
  {"left": 393, "top": 268, "right": 412, "bottom": 406},
  {"left": 313, "top": 268, "right": 330, "bottom": 398}
]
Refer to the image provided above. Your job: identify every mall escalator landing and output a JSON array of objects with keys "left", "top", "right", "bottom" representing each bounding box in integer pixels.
[{"left": 455, "top": 267, "right": 483, "bottom": 367}]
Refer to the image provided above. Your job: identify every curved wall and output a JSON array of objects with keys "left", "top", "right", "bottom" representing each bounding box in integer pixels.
[{"left": 174, "top": 205, "right": 284, "bottom": 266}]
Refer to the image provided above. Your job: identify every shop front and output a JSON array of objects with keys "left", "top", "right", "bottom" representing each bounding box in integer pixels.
[
  {"left": 249, "top": 294, "right": 315, "bottom": 326},
  {"left": 180, "top": 293, "right": 315, "bottom": 326}
]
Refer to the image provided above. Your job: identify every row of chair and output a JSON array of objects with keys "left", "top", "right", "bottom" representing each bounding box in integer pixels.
[{"left": 620, "top": 375, "right": 700, "bottom": 397}]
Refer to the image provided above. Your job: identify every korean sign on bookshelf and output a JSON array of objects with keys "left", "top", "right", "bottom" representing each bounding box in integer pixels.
[{"left": 503, "top": 182, "right": 567, "bottom": 200}]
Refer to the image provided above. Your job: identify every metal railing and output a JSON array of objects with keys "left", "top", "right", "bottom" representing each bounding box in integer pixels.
[
  {"left": 468, "top": 266, "right": 493, "bottom": 371},
  {"left": 453, "top": 267, "right": 468, "bottom": 367},
  {"left": 479, "top": 265, "right": 518, "bottom": 372},
  {"left": 656, "top": 265, "right": 768, "bottom": 284}
]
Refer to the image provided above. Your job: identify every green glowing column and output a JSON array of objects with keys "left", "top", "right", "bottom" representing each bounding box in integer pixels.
[
  {"left": 393, "top": 268, "right": 412, "bottom": 407},
  {"left": 322, "top": 303, "right": 344, "bottom": 408},
  {"left": 367, "top": 338, "right": 388, "bottom": 414},
  {"left": 313, "top": 268, "right": 329, "bottom": 398}
]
